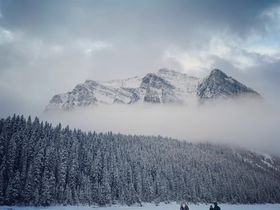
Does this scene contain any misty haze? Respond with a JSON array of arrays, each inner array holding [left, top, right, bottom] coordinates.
[[43, 94, 279, 155], [0, 0, 280, 209]]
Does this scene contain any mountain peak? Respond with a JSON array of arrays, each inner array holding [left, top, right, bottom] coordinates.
[[209, 69, 228, 78], [45, 68, 261, 111], [197, 69, 260, 101], [141, 73, 173, 89]]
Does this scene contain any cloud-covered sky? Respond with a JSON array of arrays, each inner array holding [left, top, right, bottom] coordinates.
[[0, 0, 280, 116]]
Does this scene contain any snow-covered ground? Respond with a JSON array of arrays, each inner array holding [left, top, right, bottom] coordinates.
[[1, 202, 280, 210]]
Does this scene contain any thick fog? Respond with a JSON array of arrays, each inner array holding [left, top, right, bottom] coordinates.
[[43, 98, 280, 155]]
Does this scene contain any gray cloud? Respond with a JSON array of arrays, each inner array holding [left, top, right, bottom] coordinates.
[[0, 0, 280, 154], [0, 0, 276, 39]]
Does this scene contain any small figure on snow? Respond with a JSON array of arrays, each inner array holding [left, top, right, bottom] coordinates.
[[180, 201, 189, 210], [209, 204, 214, 210], [213, 202, 221, 210]]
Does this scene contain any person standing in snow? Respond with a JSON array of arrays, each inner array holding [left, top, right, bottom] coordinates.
[[209, 204, 214, 210], [180, 202, 189, 210], [213, 202, 221, 210]]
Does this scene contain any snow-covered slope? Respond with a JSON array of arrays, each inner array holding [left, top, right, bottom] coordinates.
[[197, 69, 260, 101], [2, 203, 280, 210], [45, 68, 261, 111], [1, 115, 280, 206]]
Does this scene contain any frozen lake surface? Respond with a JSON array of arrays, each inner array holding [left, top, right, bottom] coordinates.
[[1, 202, 280, 210]]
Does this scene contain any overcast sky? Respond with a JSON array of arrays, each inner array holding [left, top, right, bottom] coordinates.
[[0, 0, 280, 116]]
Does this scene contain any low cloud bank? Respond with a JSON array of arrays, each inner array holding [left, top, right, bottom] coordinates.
[[42, 98, 280, 155]]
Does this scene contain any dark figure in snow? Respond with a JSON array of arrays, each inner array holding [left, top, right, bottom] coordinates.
[[213, 202, 221, 210], [209, 204, 214, 210], [180, 202, 189, 210]]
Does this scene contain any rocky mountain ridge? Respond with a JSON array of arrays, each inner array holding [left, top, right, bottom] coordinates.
[[45, 68, 261, 111]]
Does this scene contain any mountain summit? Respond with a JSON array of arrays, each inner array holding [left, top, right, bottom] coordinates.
[[197, 69, 260, 101], [45, 69, 261, 111]]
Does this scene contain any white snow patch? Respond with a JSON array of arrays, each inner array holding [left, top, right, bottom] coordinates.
[[1, 202, 280, 210]]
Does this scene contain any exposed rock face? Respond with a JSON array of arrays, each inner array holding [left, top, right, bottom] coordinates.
[[45, 68, 261, 111], [140, 73, 178, 104], [197, 69, 260, 101]]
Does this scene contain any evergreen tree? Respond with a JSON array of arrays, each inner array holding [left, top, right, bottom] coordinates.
[[5, 170, 21, 204], [0, 115, 280, 206]]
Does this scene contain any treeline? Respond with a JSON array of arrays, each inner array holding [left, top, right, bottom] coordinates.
[[0, 115, 280, 206]]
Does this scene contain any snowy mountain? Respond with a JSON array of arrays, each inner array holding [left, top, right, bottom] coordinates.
[[45, 69, 260, 111], [197, 69, 260, 101], [0, 115, 280, 206]]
